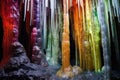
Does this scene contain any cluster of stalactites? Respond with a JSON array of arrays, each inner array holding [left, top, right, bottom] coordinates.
[[21, 0, 48, 66], [69, 0, 102, 72], [19, 0, 120, 79]]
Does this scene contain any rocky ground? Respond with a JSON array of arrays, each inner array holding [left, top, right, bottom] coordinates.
[[0, 42, 119, 80]]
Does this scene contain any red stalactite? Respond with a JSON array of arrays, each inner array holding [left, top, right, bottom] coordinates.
[[0, 0, 20, 68], [26, 11, 31, 35], [31, 27, 37, 48]]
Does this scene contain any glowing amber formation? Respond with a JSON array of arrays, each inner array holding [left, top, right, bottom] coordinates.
[[57, 0, 74, 78]]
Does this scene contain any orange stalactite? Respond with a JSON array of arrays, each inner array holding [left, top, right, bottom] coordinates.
[[62, 0, 71, 71], [72, 0, 94, 71], [57, 0, 82, 78], [57, 0, 74, 78], [62, 0, 70, 71], [62, 14, 71, 71], [78, 8, 85, 70], [73, 3, 85, 70]]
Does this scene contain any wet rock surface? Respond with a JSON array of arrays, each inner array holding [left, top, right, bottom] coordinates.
[[111, 70, 120, 80], [0, 42, 56, 79], [32, 45, 48, 67], [0, 42, 118, 80], [50, 71, 104, 80]]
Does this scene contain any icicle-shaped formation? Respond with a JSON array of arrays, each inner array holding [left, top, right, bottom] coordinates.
[[49, 0, 56, 65], [22, 0, 47, 66], [26, 0, 31, 35], [57, 0, 74, 78], [104, 0, 111, 62], [46, 0, 52, 64], [45, 0, 54, 64], [90, 0, 101, 72], [97, 0, 110, 80], [72, 0, 84, 69], [84, 0, 94, 70], [43, 0, 47, 50], [23, 0, 33, 34], [108, 0, 120, 65], [31, 0, 48, 66], [24, 0, 27, 21], [79, 0, 87, 70], [21, 0, 31, 60], [30, 0, 33, 26], [32, 0, 40, 29], [68, 0, 102, 72], [73, 0, 80, 66], [50, 0, 60, 66], [0, 0, 117, 79], [45, 0, 61, 66], [112, 0, 120, 22]]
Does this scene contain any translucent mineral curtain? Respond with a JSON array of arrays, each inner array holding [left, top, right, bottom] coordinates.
[[3, 0, 119, 80]]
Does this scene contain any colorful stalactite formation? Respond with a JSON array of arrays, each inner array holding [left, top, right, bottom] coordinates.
[[57, 0, 74, 78], [21, 0, 48, 66], [97, 1, 110, 80], [45, 0, 63, 66], [22, 0, 35, 60], [0, 0, 20, 67], [68, 0, 101, 72], [46, 0, 60, 65], [0, 0, 120, 80]]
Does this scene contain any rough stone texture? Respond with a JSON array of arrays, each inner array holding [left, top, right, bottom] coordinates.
[[32, 45, 48, 67], [31, 27, 48, 67], [0, 42, 54, 79], [50, 71, 104, 80], [0, 42, 110, 80], [111, 70, 120, 80]]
